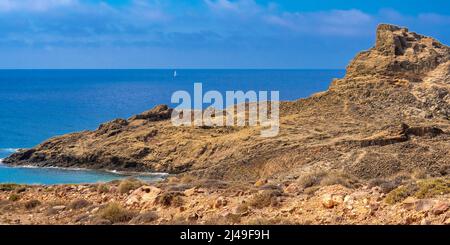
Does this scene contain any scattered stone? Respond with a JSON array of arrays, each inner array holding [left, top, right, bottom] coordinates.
[[322, 194, 336, 209], [184, 188, 197, 197], [254, 179, 268, 188], [432, 202, 449, 215], [52, 205, 66, 211], [415, 199, 436, 212], [126, 186, 162, 206], [283, 183, 301, 194], [214, 197, 228, 209]]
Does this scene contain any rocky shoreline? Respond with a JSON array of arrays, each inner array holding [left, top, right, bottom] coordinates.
[[1, 24, 449, 224]]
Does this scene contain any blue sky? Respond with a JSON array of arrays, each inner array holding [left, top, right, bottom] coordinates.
[[0, 0, 449, 69]]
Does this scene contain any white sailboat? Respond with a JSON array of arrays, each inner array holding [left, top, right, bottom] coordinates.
[[173, 70, 177, 77]]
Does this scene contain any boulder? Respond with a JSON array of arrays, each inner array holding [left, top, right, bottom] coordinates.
[[125, 186, 162, 207], [432, 202, 449, 215]]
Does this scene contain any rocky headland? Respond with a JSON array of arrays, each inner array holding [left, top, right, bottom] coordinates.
[[1, 24, 449, 224]]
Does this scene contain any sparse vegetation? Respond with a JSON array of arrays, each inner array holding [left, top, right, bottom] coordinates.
[[320, 171, 359, 189], [385, 184, 418, 204], [118, 178, 143, 194], [99, 203, 136, 223], [8, 194, 20, 202], [97, 184, 109, 194], [385, 178, 450, 204], [68, 198, 91, 210], [130, 211, 159, 224], [415, 178, 450, 198], [24, 200, 41, 210], [412, 169, 428, 180], [247, 190, 281, 209], [0, 184, 20, 191], [154, 191, 184, 207], [297, 170, 359, 190], [297, 171, 327, 189]]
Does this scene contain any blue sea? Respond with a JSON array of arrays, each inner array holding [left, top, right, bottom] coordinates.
[[0, 69, 344, 184]]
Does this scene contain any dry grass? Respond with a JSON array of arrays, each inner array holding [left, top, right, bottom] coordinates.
[[97, 184, 109, 194], [297, 171, 327, 189], [24, 200, 41, 210], [130, 211, 159, 224], [247, 190, 282, 209], [118, 178, 144, 194], [297, 170, 359, 190], [99, 203, 136, 223], [8, 194, 20, 202], [68, 198, 91, 210], [320, 171, 359, 188]]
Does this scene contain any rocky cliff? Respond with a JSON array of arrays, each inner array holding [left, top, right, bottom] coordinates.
[[4, 24, 450, 183]]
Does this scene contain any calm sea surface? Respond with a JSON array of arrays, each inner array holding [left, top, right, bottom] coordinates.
[[0, 69, 344, 184]]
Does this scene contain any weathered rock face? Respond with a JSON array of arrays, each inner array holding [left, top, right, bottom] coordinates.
[[128, 104, 173, 121], [4, 24, 450, 182], [345, 24, 450, 81]]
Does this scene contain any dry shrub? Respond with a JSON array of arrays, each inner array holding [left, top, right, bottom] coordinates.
[[297, 171, 327, 189], [154, 191, 184, 207], [320, 171, 359, 188], [24, 200, 41, 210], [412, 169, 428, 180], [245, 217, 284, 225], [0, 184, 20, 191], [118, 178, 144, 194], [247, 190, 282, 209], [130, 211, 159, 224], [8, 194, 20, 202], [68, 198, 91, 210], [97, 184, 109, 194], [369, 173, 412, 194], [99, 203, 136, 223], [298, 170, 359, 191]]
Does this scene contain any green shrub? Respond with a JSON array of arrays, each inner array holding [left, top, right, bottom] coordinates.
[[385, 178, 450, 204], [415, 178, 450, 199]]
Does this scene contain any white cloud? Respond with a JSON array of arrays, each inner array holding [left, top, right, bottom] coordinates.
[[265, 9, 374, 36], [0, 0, 76, 12], [204, 0, 262, 17]]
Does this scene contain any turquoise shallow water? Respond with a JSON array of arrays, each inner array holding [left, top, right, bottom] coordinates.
[[0, 69, 344, 184]]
